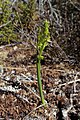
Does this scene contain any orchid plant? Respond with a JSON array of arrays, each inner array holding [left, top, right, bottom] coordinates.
[[37, 20, 50, 105]]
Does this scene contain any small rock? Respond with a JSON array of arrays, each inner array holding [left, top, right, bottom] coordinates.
[[13, 46, 18, 51]]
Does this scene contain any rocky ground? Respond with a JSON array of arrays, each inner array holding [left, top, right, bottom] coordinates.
[[0, 42, 80, 120]]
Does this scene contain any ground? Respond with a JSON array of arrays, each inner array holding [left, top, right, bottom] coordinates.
[[0, 42, 80, 120]]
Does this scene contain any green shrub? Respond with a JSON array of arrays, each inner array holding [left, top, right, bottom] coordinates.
[[0, 0, 17, 44], [0, 0, 37, 44]]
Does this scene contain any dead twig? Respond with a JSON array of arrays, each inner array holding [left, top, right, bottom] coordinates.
[[1, 65, 36, 71], [15, 94, 33, 105], [59, 79, 80, 87], [23, 85, 40, 99], [23, 103, 47, 120], [69, 0, 80, 11], [0, 86, 32, 105], [0, 21, 12, 29]]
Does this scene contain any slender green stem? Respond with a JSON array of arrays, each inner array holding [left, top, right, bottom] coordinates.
[[37, 56, 45, 104], [37, 20, 50, 105]]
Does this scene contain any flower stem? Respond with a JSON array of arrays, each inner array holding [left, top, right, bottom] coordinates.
[[37, 56, 45, 105]]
